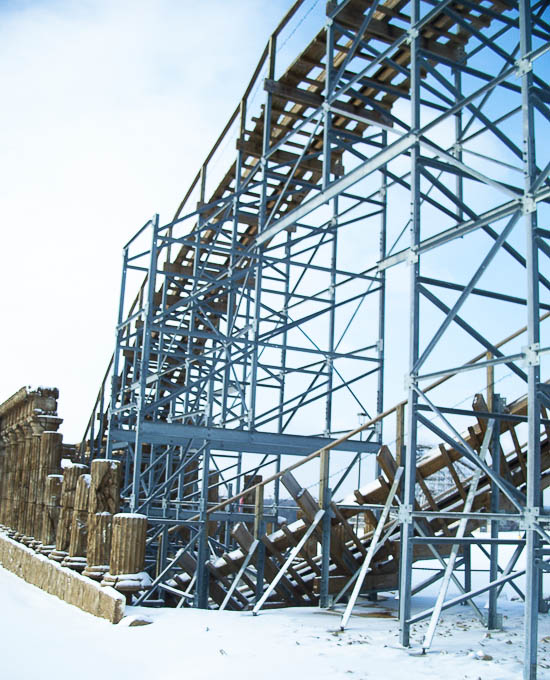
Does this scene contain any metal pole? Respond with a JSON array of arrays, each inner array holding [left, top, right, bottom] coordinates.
[[248, 35, 276, 429], [106, 245, 129, 460], [131, 215, 159, 512], [488, 395, 502, 630], [320, 447, 332, 607], [399, 0, 421, 648], [520, 1, 541, 676]]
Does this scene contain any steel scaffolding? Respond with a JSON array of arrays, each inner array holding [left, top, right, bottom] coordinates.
[[81, 2, 550, 678]]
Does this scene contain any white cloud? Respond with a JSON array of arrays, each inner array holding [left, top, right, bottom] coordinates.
[[0, 0, 290, 440]]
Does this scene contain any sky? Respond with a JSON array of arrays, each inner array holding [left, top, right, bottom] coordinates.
[[0, 0, 300, 441]]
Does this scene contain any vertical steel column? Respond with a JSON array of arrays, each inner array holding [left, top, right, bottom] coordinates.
[[106, 245, 130, 460], [319, 14, 335, 609], [319, 448, 332, 609], [376, 131, 388, 439], [399, 0, 421, 647], [274, 230, 292, 515], [97, 384, 105, 458], [196, 379, 214, 609], [222, 100, 246, 426], [463, 545, 472, 600], [453, 68, 464, 225], [325, 200, 338, 436], [488, 394, 501, 630], [323, 16, 334, 192], [248, 35, 276, 429], [323, 9, 337, 442], [195, 444, 211, 609], [183, 167, 206, 419], [520, 1, 541, 677], [131, 215, 160, 512], [254, 484, 266, 602]]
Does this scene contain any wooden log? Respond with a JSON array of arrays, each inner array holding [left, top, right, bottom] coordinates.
[[232, 522, 303, 606], [0, 433, 6, 526], [0, 430, 17, 528], [40, 431, 63, 477], [37, 474, 63, 555], [81, 459, 121, 580], [32, 432, 63, 548], [11, 425, 30, 537], [63, 474, 91, 570], [243, 475, 262, 508], [82, 512, 113, 580], [101, 513, 148, 595], [6, 429, 20, 530], [88, 459, 122, 515], [109, 513, 147, 575], [183, 458, 198, 499], [208, 472, 219, 538], [22, 429, 43, 543], [50, 464, 88, 562]]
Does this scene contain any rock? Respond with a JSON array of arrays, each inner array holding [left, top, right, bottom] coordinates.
[[119, 615, 153, 627], [475, 650, 493, 660]]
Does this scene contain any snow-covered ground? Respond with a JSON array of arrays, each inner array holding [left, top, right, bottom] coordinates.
[[2, 560, 550, 680]]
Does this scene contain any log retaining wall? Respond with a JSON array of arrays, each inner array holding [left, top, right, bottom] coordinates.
[[0, 387, 146, 623]]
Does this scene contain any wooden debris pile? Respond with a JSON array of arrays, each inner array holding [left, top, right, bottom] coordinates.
[[170, 390, 548, 611]]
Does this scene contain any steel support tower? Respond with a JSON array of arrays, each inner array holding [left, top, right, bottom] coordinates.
[[81, 2, 549, 677]]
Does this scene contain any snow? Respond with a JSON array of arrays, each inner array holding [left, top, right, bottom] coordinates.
[[2, 561, 550, 680]]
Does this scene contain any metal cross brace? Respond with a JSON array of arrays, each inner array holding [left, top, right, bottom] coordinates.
[[421, 419, 495, 652], [340, 467, 403, 630], [219, 538, 259, 611]]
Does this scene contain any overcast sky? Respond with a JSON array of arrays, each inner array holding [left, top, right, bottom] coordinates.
[[0, 0, 298, 441], [2, 0, 546, 453]]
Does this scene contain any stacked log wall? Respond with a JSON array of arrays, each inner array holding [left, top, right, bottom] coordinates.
[[0, 387, 144, 622]]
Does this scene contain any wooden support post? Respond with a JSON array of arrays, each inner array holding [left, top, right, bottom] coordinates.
[[0, 431, 16, 529], [37, 474, 63, 555], [22, 425, 44, 544], [395, 403, 405, 466], [102, 513, 148, 597], [12, 424, 30, 538], [82, 458, 121, 580], [88, 459, 122, 515], [63, 474, 91, 571], [0, 433, 6, 527], [50, 464, 88, 562], [33, 431, 63, 549], [254, 484, 264, 539], [243, 474, 262, 510], [83, 512, 114, 580], [208, 472, 219, 538]]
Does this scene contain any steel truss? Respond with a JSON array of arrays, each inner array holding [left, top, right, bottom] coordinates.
[[81, 2, 549, 678]]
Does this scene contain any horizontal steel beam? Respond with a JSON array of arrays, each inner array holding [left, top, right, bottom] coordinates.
[[111, 422, 379, 455], [412, 537, 525, 545]]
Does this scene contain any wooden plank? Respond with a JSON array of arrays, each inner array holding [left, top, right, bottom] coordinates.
[[232, 523, 302, 605], [260, 534, 314, 598], [236, 139, 344, 176], [280, 523, 321, 575]]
